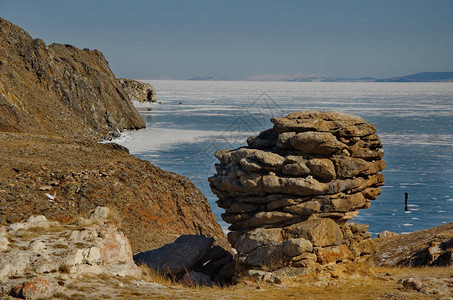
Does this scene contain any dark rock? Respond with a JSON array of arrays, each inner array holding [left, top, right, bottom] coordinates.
[[181, 271, 214, 287], [133, 235, 214, 274], [196, 254, 233, 278], [215, 260, 236, 284]]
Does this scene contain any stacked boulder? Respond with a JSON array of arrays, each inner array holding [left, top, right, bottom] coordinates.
[[209, 111, 385, 276]]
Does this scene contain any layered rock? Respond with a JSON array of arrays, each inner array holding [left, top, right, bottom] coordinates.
[[0, 17, 145, 139], [0, 207, 141, 298], [119, 78, 157, 102], [209, 111, 385, 276]]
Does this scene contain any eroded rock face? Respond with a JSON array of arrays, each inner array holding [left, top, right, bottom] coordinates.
[[0, 17, 145, 139], [119, 78, 157, 102], [209, 111, 385, 276]]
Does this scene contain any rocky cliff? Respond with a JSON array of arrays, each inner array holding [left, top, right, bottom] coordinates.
[[0, 17, 145, 139], [209, 111, 385, 277], [119, 78, 157, 102], [0, 18, 229, 253]]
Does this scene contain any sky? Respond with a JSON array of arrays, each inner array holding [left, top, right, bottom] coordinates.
[[1, 0, 453, 80]]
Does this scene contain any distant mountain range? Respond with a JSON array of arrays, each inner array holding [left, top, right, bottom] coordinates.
[[189, 72, 453, 82], [189, 76, 225, 81], [375, 72, 453, 82]]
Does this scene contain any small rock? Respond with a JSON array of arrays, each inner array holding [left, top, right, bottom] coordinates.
[[39, 185, 52, 191], [90, 206, 110, 221], [11, 277, 56, 299], [8, 222, 28, 231], [0, 235, 9, 251], [29, 240, 46, 252], [76, 217, 94, 227], [378, 230, 399, 238], [402, 277, 424, 291], [27, 215, 52, 229]]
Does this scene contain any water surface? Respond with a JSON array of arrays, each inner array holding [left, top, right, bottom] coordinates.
[[115, 81, 453, 235]]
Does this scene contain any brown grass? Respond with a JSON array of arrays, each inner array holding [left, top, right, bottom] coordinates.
[[35, 265, 453, 299], [105, 205, 123, 227], [59, 264, 71, 274]]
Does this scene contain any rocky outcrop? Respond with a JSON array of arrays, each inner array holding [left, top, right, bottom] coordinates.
[[119, 78, 156, 102], [0, 17, 145, 139], [0, 207, 141, 298], [134, 235, 234, 286], [209, 111, 385, 276], [375, 222, 453, 267]]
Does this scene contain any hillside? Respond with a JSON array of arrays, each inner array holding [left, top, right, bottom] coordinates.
[[0, 17, 230, 252], [0, 17, 144, 140]]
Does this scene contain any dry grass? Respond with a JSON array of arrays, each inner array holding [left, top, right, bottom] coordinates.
[[59, 264, 71, 274], [104, 205, 123, 227], [371, 265, 453, 279], [137, 264, 182, 286], [39, 265, 452, 299], [53, 243, 69, 249]]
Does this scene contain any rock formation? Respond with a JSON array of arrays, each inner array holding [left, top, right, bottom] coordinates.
[[119, 78, 157, 102], [209, 111, 385, 277], [0, 17, 145, 140], [0, 207, 141, 298]]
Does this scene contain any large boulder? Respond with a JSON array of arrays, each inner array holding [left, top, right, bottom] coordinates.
[[134, 235, 235, 284], [133, 235, 214, 274], [285, 218, 343, 247]]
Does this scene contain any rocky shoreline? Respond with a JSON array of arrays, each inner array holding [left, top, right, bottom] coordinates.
[[0, 17, 452, 299]]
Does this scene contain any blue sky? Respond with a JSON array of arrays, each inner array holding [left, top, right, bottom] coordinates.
[[2, 0, 453, 80]]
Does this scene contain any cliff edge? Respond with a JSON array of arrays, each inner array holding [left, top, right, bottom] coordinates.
[[0, 17, 145, 139]]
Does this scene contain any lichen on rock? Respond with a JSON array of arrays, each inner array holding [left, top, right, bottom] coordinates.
[[209, 110, 385, 277]]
